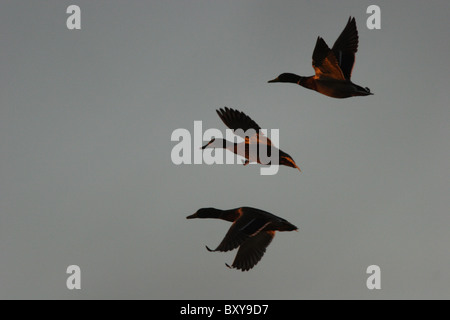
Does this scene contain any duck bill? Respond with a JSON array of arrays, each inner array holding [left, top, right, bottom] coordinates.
[[267, 77, 278, 83], [201, 138, 215, 150], [186, 213, 197, 219]]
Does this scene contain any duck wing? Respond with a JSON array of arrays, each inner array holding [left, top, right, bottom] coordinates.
[[227, 231, 275, 271], [331, 17, 359, 80], [312, 37, 346, 81], [207, 214, 271, 253], [216, 107, 271, 146]]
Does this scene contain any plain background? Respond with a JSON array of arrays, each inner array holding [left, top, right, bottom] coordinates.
[[0, 1, 449, 299]]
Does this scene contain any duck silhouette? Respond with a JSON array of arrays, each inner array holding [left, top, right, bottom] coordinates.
[[187, 207, 298, 271], [268, 17, 373, 98], [202, 107, 301, 171]]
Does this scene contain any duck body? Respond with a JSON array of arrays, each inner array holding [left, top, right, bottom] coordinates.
[[202, 138, 270, 165], [202, 107, 301, 171], [268, 17, 373, 99], [187, 207, 298, 271], [299, 76, 372, 99], [203, 137, 299, 169]]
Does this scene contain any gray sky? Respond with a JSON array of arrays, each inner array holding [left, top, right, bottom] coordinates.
[[0, 0, 449, 299]]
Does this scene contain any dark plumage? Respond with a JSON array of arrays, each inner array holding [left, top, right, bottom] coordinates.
[[187, 207, 298, 271], [268, 17, 373, 98], [202, 107, 301, 171]]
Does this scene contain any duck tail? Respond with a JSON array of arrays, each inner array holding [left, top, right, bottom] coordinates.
[[365, 87, 374, 95]]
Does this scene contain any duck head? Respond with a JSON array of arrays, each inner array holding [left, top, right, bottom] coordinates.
[[186, 207, 222, 219], [268, 73, 302, 84], [201, 138, 228, 149]]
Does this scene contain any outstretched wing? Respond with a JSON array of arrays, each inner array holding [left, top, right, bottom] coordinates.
[[216, 107, 270, 144], [227, 231, 275, 271], [312, 37, 346, 81], [331, 17, 359, 80], [207, 214, 271, 253]]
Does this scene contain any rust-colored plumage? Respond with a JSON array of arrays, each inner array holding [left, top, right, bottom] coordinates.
[[268, 17, 373, 98], [202, 107, 301, 172]]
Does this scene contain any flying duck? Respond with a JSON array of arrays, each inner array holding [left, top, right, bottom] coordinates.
[[202, 107, 301, 171], [268, 17, 373, 98], [187, 207, 298, 271]]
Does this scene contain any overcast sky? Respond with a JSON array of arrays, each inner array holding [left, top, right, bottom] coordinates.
[[1, 1, 449, 299]]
